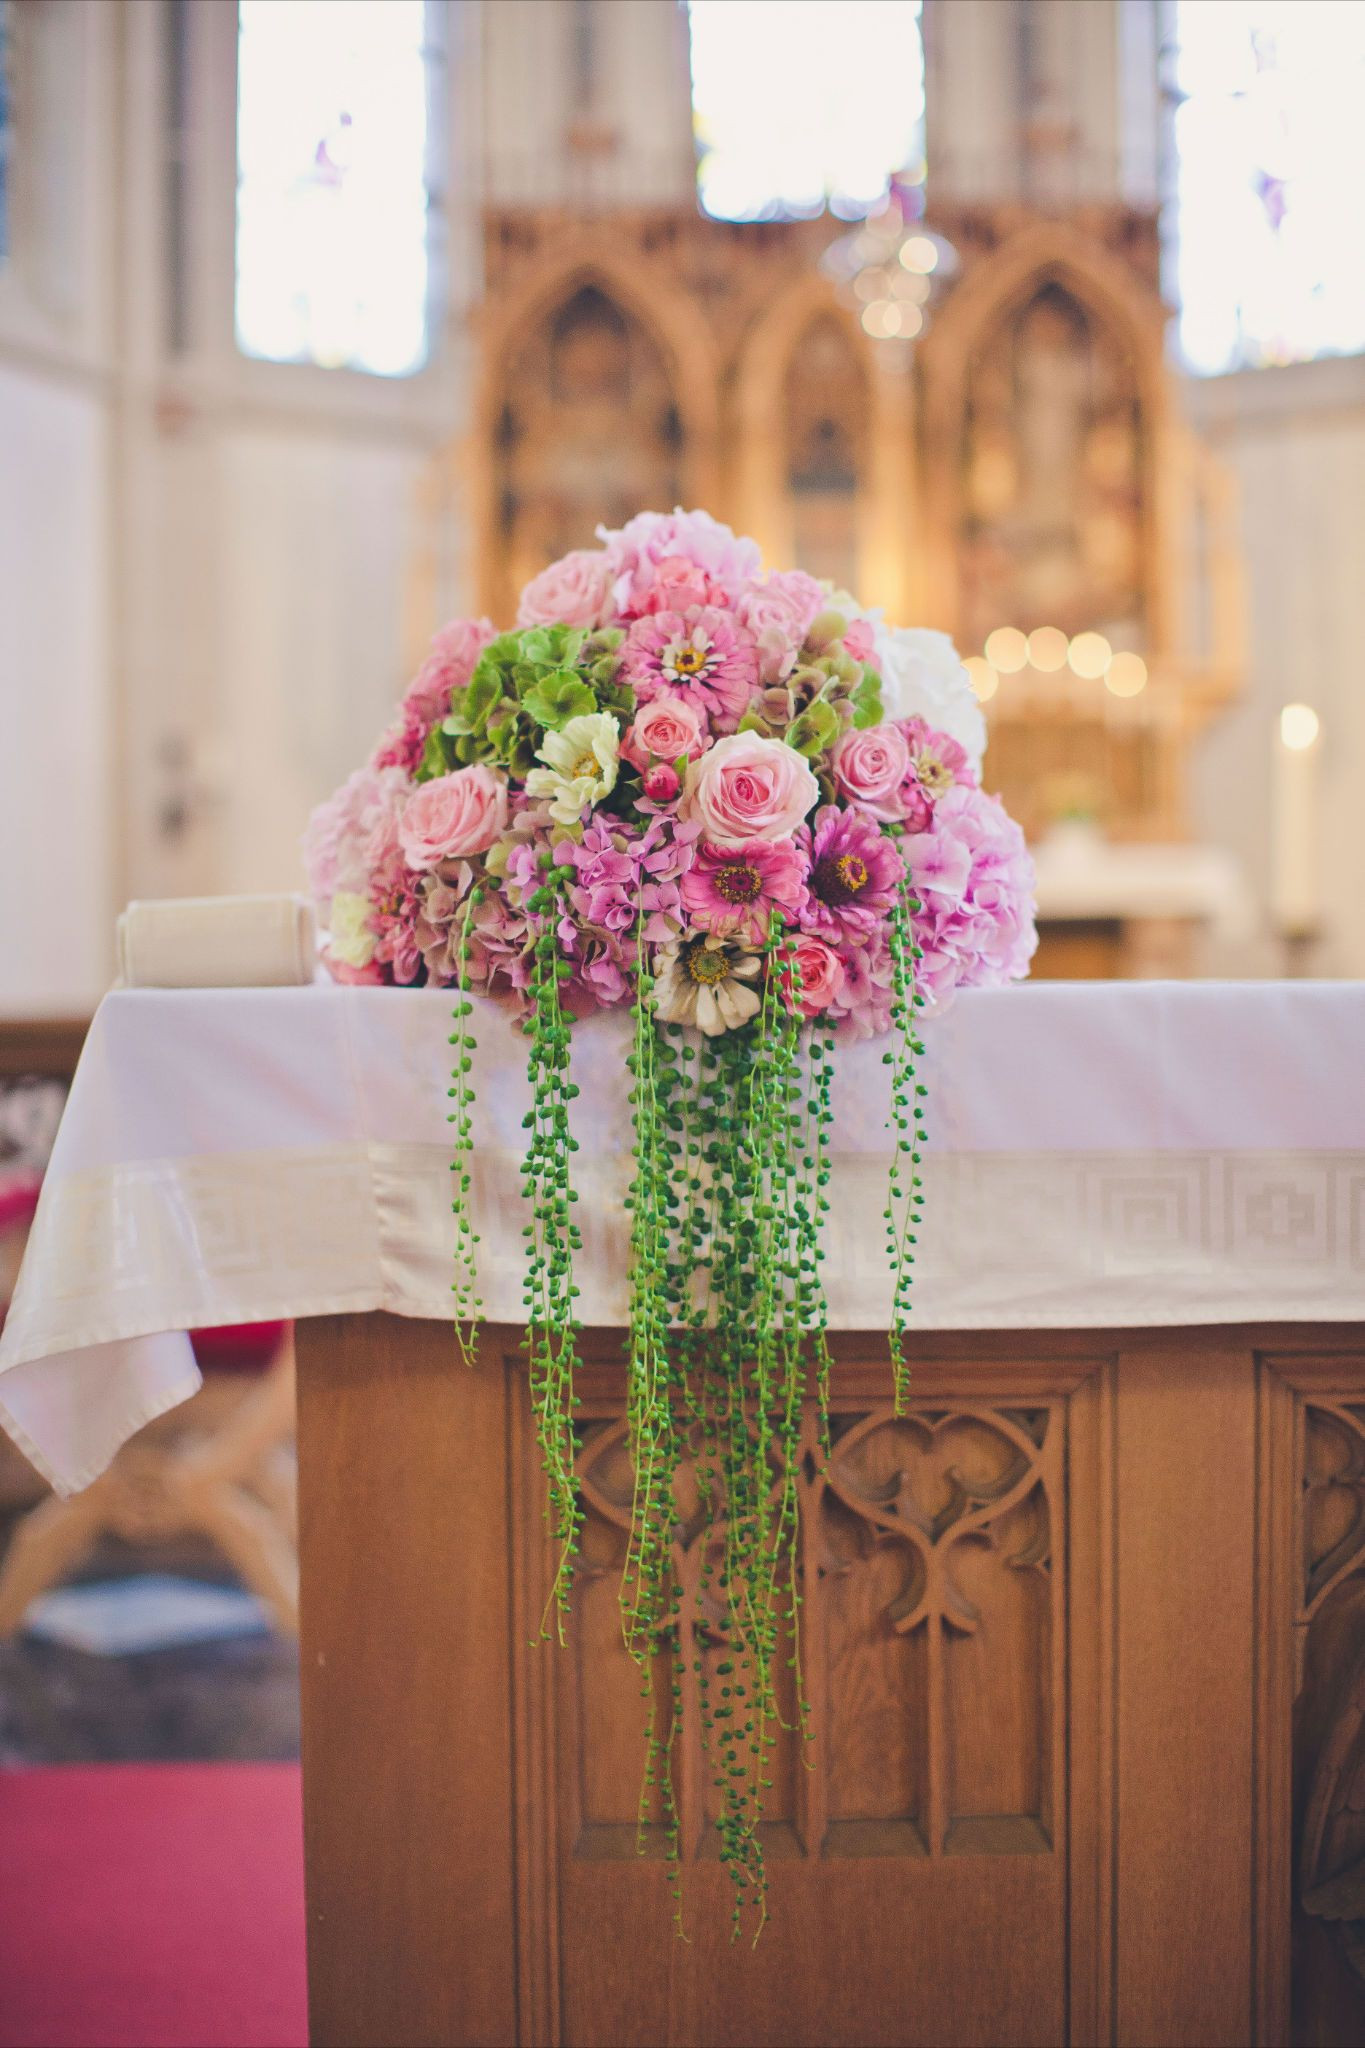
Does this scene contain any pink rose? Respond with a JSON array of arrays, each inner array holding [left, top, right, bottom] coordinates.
[[621, 693, 709, 773], [643, 762, 681, 803], [832, 725, 911, 823], [780, 933, 845, 1017], [680, 732, 819, 848], [398, 763, 508, 870], [516, 550, 614, 630]]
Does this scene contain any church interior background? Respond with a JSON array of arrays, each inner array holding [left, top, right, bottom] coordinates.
[[0, 8, 1364, 2040], [3, 0, 1365, 1013]]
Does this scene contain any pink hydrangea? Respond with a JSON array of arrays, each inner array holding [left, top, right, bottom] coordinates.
[[303, 763, 411, 915], [597, 509, 762, 620], [680, 837, 807, 945], [621, 607, 760, 732], [372, 617, 496, 771], [828, 933, 894, 1042], [798, 805, 904, 942], [556, 815, 700, 950], [905, 785, 1037, 1009]]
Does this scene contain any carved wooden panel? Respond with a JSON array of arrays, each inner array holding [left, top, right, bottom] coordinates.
[[1292, 1392, 1365, 2042], [509, 1350, 1105, 2048], [782, 314, 870, 595], [486, 279, 685, 623]]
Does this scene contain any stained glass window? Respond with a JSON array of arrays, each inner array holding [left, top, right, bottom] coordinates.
[[234, 0, 434, 377], [687, 0, 924, 223], [1170, 0, 1365, 375]]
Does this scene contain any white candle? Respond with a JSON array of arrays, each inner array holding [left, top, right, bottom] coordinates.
[[1272, 704, 1321, 935]]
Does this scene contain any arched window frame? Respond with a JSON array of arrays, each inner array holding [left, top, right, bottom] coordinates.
[[167, 0, 465, 432], [1161, 0, 1365, 387]]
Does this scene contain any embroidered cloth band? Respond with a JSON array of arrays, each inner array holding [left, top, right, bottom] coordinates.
[[2, 982, 1362, 1493]]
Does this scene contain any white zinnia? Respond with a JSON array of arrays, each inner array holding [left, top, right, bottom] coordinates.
[[652, 934, 761, 1037], [524, 712, 620, 825], [329, 890, 377, 968], [872, 626, 987, 772]]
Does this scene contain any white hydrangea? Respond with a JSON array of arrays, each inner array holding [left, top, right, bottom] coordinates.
[[872, 626, 987, 772]]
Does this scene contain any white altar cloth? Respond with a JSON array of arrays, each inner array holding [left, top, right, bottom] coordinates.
[[2, 982, 1363, 1494]]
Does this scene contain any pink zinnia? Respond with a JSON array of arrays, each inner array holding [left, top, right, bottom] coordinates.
[[680, 837, 806, 944], [621, 607, 760, 732], [798, 805, 904, 941]]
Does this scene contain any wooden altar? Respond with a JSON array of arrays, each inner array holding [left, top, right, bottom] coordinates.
[[296, 1314, 1365, 2048]]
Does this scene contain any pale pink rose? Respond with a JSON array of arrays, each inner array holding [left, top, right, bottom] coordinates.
[[681, 732, 819, 848], [516, 550, 615, 630], [737, 571, 826, 682], [643, 762, 681, 803], [780, 933, 845, 1018], [398, 763, 508, 871], [832, 724, 911, 823], [842, 617, 878, 666], [620, 693, 710, 773]]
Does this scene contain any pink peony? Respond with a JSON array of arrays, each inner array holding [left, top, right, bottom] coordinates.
[[620, 693, 710, 773], [779, 933, 845, 1018], [598, 508, 762, 620], [398, 763, 508, 871], [681, 837, 807, 944], [737, 571, 826, 683], [681, 732, 819, 848], [831, 724, 912, 824], [799, 805, 904, 941], [621, 607, 760, 732], [517, 549, 615, 630]]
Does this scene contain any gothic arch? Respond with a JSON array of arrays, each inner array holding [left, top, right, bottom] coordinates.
[[733, 274, 914, 617], [916, 220, 1171, 650], [470, 234, 722, 619]]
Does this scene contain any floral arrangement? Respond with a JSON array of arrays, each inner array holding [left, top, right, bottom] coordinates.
[[305, 509, 1035, 1933]]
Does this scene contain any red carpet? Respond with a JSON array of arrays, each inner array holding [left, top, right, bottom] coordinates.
[[0, 1764, 307, 2048]]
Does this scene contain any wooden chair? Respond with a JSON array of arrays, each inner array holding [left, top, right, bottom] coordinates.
[[0, 1019, 299, 1637]]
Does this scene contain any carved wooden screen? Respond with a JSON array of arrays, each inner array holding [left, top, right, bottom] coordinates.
[[487, 281, 685, 624], [509, 1346, 1112, 2048], [1261, 1368, 1365, 2045], [956, 277, 1146, 655], [782, 313, 870, 596]]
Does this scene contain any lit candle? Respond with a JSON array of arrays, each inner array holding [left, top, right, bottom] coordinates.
[[1272, 704, 1321, 935]]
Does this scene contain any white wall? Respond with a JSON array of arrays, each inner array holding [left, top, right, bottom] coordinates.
[[1186, 357, 1365, 975], [0, 365, 112, 1007], [0, 0, 118, 1011]]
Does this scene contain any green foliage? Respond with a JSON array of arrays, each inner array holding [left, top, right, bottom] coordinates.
[[451, 847, 925, 1942], [851, 664, 884, 730]]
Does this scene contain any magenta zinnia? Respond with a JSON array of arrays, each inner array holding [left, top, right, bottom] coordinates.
[[799, 804, 904, 941], [680, 835, 807, 943], [620, 605, 759, 732]]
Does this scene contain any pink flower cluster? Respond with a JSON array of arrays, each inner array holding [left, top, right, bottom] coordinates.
[[304, 509, 1036, 1030]]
